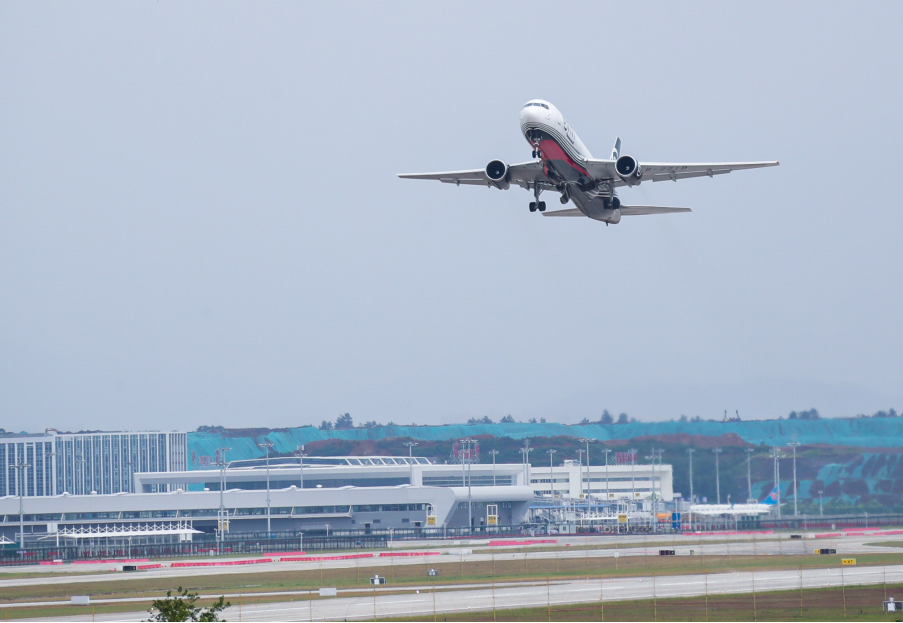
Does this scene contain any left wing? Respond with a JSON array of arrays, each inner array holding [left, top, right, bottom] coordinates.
[[398, 161, 551, 189], [584, 159, 779, 187]]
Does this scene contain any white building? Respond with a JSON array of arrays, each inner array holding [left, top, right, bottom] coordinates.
[[0, 456, 534, 542], [529, 460, 674, 502], [0, 430, 187, 497]]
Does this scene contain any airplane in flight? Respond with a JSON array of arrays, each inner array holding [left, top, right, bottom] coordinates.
[[398, 99, 778, 224]]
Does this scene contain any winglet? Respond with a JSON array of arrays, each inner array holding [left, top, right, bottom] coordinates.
[[611, 137, 621, 160]]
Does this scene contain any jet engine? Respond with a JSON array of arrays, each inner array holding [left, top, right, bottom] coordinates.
[[615, 155, 643, 186], [485, 160, 510, 190]]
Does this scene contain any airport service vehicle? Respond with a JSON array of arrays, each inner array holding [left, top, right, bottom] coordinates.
[[399, 99, 778, 224]]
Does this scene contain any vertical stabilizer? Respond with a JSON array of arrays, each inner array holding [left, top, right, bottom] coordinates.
[[761, 484, 781, 505], [611, 137, 621, 161]]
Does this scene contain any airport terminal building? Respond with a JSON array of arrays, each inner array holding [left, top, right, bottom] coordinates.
[[0, 456, 534, 544], [0, 440, 677, 544], [530, 460, 674, 502]]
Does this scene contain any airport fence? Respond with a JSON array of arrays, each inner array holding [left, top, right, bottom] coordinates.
[[0, 533, 390, 566], [3, 513, 901, 565], [0, 524, 531, 565]]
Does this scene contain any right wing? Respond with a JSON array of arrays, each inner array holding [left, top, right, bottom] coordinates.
[[398, 161, 551, 189], [584, 159, 779, 187], [635, 161, 779, 185]]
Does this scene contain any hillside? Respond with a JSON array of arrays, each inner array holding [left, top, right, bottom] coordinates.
[[188, 418, 903, 513]]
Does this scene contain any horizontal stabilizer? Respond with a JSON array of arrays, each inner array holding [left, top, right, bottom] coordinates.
[[620, 205, 691, 216], [542, 206, 691, 218], [541, 208, 584, 217]]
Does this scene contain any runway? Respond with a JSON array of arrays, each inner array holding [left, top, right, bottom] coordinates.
[[18, 563, 903, 621], [0, 531, 885, 590]]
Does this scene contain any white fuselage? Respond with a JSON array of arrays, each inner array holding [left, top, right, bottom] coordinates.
[[519, 99, 621, 222]]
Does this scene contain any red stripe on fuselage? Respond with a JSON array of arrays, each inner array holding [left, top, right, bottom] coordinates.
[[537, 138, 589, 178]]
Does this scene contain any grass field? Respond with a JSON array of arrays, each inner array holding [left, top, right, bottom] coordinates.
[[0, 552, 901, 620], [381, 583, 903, 622], [1, 552, 900, 604]]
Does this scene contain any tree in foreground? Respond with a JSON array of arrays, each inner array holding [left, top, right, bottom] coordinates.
[[147, 587, 230, 622]]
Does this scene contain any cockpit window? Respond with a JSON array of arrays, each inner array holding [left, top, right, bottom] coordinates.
[[540, 103, 549, 109]]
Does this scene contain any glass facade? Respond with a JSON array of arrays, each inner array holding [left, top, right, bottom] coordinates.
[[0, 431, 187, 497], [0, 439, 54, 497]]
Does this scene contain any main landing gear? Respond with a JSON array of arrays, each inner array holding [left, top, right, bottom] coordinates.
[[529, 182, 545, 212]]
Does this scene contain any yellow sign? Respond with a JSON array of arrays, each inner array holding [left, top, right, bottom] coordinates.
[[842, 558, 856, 565], [426, 516, 437, 526], [618, 514, 628, 523], [487, 515, 498, 525]]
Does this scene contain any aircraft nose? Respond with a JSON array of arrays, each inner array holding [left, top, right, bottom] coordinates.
[[520, 108, 542, 131]]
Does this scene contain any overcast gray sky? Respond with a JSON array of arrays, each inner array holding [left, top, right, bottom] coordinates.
[[1, 3, 901, 432]]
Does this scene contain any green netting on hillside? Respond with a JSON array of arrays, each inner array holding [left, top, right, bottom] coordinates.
[[186, 418, 903, 468]]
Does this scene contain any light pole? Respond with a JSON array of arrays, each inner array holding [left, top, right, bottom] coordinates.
[[489, 449, 499, 486], [788, 441, 800, 517], [258, 441, 274, 534], [655, 449, 663, 527], [656, 449, 664, 502], [818, 489, 824, 516], [712, 448, 722, 504], [744, 448, 754, 502], [776, 449, 782, 518], [646, 450, 658, 532], [520, 440, 531, 487], [603, 448, 612, 503], [12, 460, 30, 550], [579, 438, 593, 512], [657, 448, 664, 507], [460, 438, 477, 533], [771, 445, 783, 518], [687, 448, 695, 503], [216, 447, 231, 555], [576, 449, 585, 500], [404, 442, 419, 485], [630, 448, 637, 501], [546, 449, 556, 497]]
